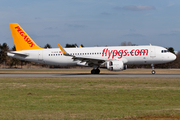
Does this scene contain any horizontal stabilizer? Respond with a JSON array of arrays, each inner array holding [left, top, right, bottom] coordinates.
[[8, 51, 29, 57]]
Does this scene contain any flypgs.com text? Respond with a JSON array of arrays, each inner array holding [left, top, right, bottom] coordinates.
[[15, 26, 35, 47], [102, 48, 149, 59]]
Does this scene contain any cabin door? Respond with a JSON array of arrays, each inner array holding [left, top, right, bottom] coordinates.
[[150, 47, 156, 58], [38, 51, 43, 61]]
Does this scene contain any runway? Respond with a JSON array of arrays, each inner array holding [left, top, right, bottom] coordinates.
[[1, 73, 180, 78]]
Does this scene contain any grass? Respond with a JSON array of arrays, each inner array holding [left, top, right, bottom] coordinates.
[[0, 77, 180, 119]]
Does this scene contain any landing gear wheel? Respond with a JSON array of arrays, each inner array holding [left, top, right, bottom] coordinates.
[[152, 70, 156, 74], [91, 69, 100, 74], [95, 69, 100, 74], [91, 69, 96, 74]]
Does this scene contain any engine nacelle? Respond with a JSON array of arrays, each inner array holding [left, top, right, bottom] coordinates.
[[107, 61, 127, 71]]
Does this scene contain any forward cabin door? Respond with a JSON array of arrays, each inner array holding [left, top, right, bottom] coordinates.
[[150, 47, 156, 58], [38, 50, 43, 61]]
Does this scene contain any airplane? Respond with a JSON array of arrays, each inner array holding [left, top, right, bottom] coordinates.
[[7, 23, 176, 74]]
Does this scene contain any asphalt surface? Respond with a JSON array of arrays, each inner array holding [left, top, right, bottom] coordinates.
[[0, 73, 180, 78]]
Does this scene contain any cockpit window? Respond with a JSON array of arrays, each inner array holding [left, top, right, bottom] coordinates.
[[161, 50, 169, 53]]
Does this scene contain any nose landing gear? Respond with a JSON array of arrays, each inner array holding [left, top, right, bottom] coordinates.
[[151, 64, 156, 74]]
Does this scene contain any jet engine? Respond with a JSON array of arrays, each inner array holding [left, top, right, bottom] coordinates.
[[107, 61, 127, 71]]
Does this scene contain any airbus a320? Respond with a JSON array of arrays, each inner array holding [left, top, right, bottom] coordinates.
[[7, 23, 176, 74]]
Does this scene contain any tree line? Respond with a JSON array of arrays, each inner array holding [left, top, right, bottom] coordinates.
[[0, 42, 179, 69]]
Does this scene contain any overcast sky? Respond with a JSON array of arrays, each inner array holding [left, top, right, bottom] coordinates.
[[1, 0, 180, 50]]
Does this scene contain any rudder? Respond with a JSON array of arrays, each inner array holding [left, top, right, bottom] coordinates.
[[9, 23, 43, 51]]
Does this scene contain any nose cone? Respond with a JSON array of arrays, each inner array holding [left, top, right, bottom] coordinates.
[[170, 53, 176, 61]]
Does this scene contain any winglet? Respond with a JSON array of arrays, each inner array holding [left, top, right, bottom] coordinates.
[[57, 43, 69, 55]]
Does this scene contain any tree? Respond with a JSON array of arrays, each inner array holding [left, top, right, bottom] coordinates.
[[65, 44, 84, 48], [80, 44, 84, 47], [120, 42, 136, 46], [9, 45, 21, 68], [12, 45, 16, 51], [0, 43, 9, 67], [65, 44, 78, 48], [168, 47, 175, 54], [44, 44, 52, 49], [0, 43, 9, 63]]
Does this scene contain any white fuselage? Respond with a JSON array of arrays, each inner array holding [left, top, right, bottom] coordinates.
[[7, 45, 176, 67]]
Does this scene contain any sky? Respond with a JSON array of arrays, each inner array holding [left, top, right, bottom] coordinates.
[[1, 0, 180, 51]]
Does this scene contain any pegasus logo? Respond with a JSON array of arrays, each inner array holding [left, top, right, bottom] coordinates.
[[15, 26, 35, 47]]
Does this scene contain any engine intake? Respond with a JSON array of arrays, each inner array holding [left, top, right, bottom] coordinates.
[[107, 61, 127, 71]]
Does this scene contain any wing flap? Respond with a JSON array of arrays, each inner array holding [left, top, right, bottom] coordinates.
[[72, 56, 105, 62]]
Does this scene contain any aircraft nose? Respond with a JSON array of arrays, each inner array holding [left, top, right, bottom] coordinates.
[[171, 53, 176, 61]]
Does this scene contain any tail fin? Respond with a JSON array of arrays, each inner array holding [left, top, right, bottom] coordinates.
[[9, 23, 43, 51]]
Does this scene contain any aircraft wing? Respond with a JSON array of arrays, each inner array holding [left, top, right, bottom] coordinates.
[[57, 43, 128, 66], [72, 56, 107, 66], [57, 43, 109, 66], [72, 56, 106, 62]]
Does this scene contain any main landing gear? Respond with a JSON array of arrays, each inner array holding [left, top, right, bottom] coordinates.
[[91, 68, 100, 74], [151, 64, 156, 74]]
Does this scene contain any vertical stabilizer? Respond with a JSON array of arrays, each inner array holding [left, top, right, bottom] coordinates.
[[9, 23, 43, 51]]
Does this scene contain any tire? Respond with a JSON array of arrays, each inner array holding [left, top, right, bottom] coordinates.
[[152, 70, 156, 74], [91, 69, 96, 74], [95, 69, 100, 74], [91, 69, 100, 74]]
